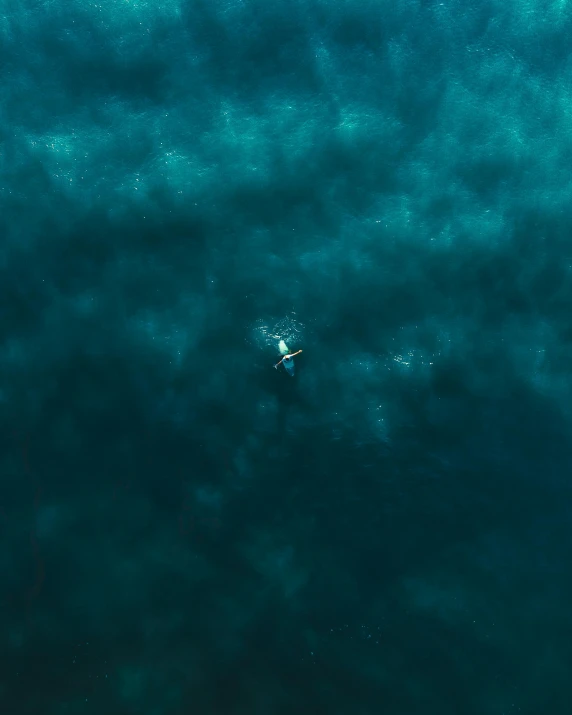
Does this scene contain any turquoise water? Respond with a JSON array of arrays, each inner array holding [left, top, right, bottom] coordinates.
[[2, 0, 572, 713]]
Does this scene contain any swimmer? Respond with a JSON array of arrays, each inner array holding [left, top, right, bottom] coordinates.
[[274, 349, 303, 376]]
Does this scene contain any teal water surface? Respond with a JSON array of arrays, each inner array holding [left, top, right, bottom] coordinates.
[[1, 0, 572, 713]]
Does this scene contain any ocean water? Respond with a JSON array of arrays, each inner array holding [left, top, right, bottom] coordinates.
[[1, 0, 572, 712]]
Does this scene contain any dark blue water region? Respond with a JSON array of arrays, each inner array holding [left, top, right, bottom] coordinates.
[[1, 0, 572, 713]]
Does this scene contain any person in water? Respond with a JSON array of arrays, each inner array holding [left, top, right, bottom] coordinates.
[[274, 349, 303, 375]]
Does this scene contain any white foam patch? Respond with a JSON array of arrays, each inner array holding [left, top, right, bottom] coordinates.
[[250, 314, 305, 354]]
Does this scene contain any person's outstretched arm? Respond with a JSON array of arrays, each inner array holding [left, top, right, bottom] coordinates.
[[291, 350, 303, 357], [274, 358, 284, 369]]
